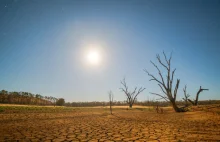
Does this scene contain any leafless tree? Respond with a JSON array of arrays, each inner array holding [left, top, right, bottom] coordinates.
[[120, 78, 145, 108], [188, 86, 209, 106], [183, 85, 190, 107], [108, 91, 114, 115], [144, 52, 186, 112]]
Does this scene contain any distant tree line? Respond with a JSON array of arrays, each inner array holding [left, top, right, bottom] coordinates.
[[64, 100, 220, 107], [1, 88, 218, 108], [65, 101, 128, 107], [0, 90, 64, 106]]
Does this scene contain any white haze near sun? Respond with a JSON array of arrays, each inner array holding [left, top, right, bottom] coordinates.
[[86, 49, 101, 66], [78, 42, 106, 69]]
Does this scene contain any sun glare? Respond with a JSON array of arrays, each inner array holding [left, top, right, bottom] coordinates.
[[87, 50, 100, 65]]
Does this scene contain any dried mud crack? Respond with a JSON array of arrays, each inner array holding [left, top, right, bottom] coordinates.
[[0, 108, 220, 142]]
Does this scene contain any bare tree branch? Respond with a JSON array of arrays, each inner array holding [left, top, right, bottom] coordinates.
[[183, 85, 190, 106], [170, 68, 176, 91], [188, 99, 195, 105], [149, 61, 166, 88], [173, 79, 180, 101], [150, 92, 169, 102], [143, 69, 166, 90], [168, 51, 172, 64], [156, 54, 169, 70], [158, 84, 166, 94], [131, 87, 137, 96], [132, 87, 145, 104], [144, 70, 162, 83], [163, 51, 170, 65]]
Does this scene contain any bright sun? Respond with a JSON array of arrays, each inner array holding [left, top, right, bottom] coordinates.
[[86, 50, 100, 65]]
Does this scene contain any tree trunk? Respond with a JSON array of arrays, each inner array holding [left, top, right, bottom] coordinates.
[[171, 100, 185, 112], [194, 86, 209, 106], [195, 93, 200, 105], [129, 103, 132, 108], [110, 104, 112, 114]]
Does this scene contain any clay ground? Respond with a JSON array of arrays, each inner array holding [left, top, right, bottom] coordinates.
[[0, 105, 219, 142]]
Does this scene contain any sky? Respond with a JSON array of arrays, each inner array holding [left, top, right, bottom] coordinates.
[[0, 0, 219, 102]]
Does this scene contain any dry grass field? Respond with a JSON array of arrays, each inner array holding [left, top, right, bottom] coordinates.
[[0, 105, 219, 142]]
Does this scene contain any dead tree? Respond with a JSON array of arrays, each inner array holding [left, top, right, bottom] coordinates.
[[144, 52, 185, 112], [182, 85, 190, 107], [108, 91, 114, 115], [188, 86, 209, 106], [120, 78, 145, 108], [155, 105, 164, 114]]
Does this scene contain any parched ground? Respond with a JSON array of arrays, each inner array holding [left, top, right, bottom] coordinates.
[[0, 105, 219, 142]]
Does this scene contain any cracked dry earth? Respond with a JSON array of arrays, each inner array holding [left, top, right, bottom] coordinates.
[[0, 108, 220, 142]]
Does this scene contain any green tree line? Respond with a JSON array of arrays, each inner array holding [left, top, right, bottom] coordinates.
[[0, 90, 57, 106]]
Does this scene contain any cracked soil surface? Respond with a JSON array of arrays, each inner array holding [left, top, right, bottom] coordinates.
[[0, 106, 219, 142]]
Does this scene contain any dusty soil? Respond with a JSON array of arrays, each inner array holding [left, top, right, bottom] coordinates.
[[0, 106, 219, 142]]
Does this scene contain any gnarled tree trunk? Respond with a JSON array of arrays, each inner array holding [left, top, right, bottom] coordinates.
[[188, 86, 209, 106]]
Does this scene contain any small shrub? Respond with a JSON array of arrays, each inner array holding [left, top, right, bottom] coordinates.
[[0, 107, 4, 112]]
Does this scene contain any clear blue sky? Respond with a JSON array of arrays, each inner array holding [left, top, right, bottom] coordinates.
[[0, 0, 219, 102]]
